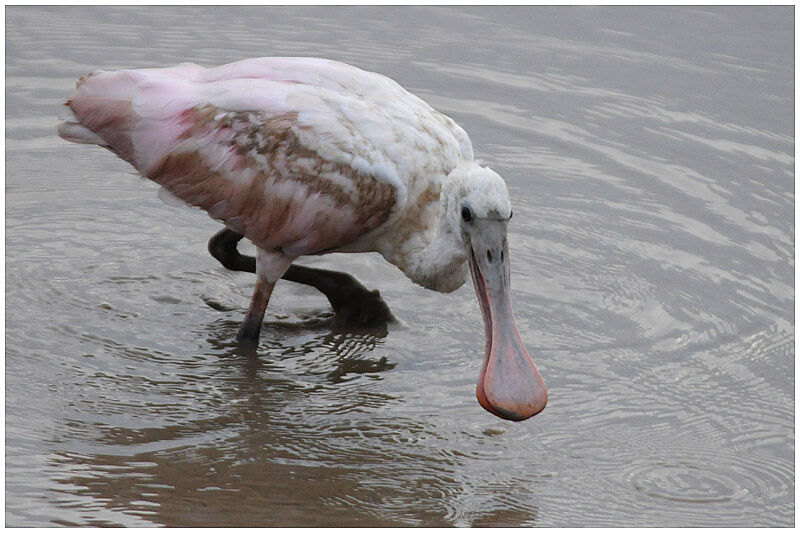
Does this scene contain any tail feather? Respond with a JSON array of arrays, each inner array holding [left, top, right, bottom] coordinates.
[[57, 119, 108, 146], [58, 69, 141, 164], [57, 67, 206, 171]]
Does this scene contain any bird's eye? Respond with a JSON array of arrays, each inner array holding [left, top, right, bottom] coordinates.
[[509, 210, 513, 220], [461, 206, 473, 223]]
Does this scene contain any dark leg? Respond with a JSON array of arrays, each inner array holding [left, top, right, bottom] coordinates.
[[208, 227, 256, 273], [208, 229, 394, 327]]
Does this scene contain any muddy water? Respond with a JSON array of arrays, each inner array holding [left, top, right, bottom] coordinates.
[[6, 6, 793, 527]]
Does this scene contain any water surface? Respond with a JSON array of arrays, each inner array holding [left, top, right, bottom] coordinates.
[[6, 6, 794, 527]]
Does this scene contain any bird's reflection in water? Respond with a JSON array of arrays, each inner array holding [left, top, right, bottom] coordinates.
[[45, 313, 539, 526], [204, 307, 395, 383]]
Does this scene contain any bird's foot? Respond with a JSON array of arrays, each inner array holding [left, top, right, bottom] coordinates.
[[329, 285, 395, 328], [282, 266, 395, 328]]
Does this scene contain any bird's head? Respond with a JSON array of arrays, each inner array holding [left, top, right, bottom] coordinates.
[[446, 162, 547, 421]]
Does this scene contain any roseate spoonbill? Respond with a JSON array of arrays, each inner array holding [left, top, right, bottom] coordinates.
[[57, 57, 547, 420]]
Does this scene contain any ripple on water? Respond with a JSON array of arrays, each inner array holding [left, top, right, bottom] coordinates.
[[616, 441, 794, 527], [625, 461, 749, 504], [539, 318, 793, 527]]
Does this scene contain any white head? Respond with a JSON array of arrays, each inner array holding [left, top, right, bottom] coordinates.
[[443, 161, 511, 232], [444, 161, 547, 421]]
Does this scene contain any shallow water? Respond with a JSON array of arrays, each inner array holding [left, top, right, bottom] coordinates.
[[5, 5, 794, 527]]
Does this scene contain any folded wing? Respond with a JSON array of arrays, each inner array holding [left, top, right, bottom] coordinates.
[[59, 58, 453, 256]]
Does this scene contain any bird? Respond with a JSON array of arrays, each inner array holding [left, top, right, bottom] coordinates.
[[57, 56, 547, 421]]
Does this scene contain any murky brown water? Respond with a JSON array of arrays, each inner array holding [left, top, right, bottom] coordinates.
[[6, 6, 794, 527]]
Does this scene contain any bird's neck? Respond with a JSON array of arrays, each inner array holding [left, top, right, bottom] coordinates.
[[384, 174, 469, 293], [410, 218, 469, 293]]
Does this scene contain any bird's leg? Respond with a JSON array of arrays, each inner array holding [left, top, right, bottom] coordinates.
[[237, 248, 292, 341], [208, 228, 394, 327], [237, 276, 275, 341]]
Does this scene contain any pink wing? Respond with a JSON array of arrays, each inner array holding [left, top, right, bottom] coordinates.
[[59, 58, 406, 257]]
